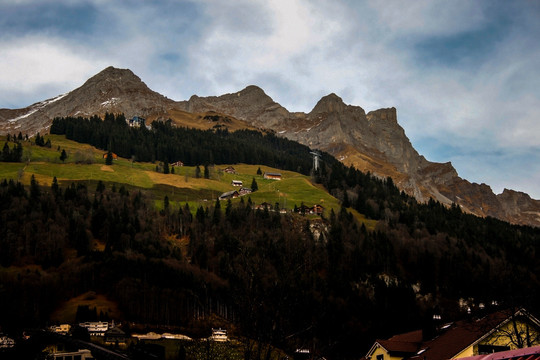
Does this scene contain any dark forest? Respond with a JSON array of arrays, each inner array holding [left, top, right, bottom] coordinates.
[[0, 115, 539, 359]]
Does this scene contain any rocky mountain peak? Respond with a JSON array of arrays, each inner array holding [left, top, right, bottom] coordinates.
[[235, 85, 275, 107], [311, 93, 348, 114], [80, 66, 150, 94], [0, 66, 174, 135], [367, 107, 397, 124]]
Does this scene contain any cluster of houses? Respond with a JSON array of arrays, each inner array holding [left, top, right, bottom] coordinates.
[[50, 321, 126, 345], [219, 166, 254, 200], [217, 167, 326, 217], [0, 334, 15, 349], [48, 321, 228, 344], [219, 166, 284, 202], [41, 321, 229, 359], [294, 204, 324, 216]]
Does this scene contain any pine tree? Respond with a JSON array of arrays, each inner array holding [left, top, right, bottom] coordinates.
[[105, 151, 113, 165], [163, 195, 170, 211], [51, 176, 59, 196], [164, 162, 170, 174], [30, 175, 40, 199], [96, 180, 105, 193], [195, 165, 201, 178], [2, 143, 10, 162], [251, 177, 258, 192], [14, 142, 22, 162], [204, 164, 210, 179], [213, 198, 221, 224], [257, 167, 262, 175], [60, 149, 67, 162]]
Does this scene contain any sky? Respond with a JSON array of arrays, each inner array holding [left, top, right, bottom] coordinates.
[[1, 0, 539, 199]]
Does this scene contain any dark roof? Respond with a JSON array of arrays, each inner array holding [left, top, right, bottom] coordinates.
[[369, 310, 540, 360], [388, 329, 423, 343], [105, 327, 126, 336], [378, 339, 420, 354], [219, 190, 238, 199]]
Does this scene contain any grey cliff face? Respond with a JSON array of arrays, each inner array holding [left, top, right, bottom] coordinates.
[[182, 83, 540, 227]]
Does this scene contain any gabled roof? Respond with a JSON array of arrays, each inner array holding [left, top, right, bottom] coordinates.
[[367, 309, 540, 360], [378, 339, 420, 354], [366, 331, 423, 358]]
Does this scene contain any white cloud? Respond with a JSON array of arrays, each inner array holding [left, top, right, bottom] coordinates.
[[0, 35, 108, 106], [366, 0, 486, 38]]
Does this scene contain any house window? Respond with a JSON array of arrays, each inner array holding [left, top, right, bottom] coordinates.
[[377, 354, 384, 360], [478, 344, 510, 354]]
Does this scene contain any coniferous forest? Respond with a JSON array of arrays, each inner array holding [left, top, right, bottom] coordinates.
[[50, 114, 315, 173], [0, 114, 539, 359]]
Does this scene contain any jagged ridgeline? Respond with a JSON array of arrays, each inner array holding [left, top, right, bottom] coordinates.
[[50, 113, 336, 172]]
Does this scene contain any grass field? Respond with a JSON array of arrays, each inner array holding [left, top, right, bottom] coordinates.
[[0, 134, 376, 227]]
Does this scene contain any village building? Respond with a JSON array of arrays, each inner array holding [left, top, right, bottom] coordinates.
[[223, 166, 237, 174], [254, 202, 273, 211], [132, 332, 162, 340], [128, 116, 146, 128], [365, 309, 540, 360], [49, 324, 71, 335], [171, 160, 184, 167], [161, 333, 193, 340], [219, 190, 239, 200], [263, 172, 282, 180], [210, 328, 228, 342], [104, 326, 127, 345], [293, 204, 324, 216], [231, 180, 243, 187], [79, 321, 109, 336], [294, 204, 311, 214], [238, 187, 252, 196], [311, 204, 324, 215]]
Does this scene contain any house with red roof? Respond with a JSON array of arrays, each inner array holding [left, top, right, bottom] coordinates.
[[365, 309, 540, 360]]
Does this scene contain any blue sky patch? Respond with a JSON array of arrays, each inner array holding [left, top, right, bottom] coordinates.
[[0, 2, 98, 38]]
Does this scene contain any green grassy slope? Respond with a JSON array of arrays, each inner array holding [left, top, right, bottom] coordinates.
[[0, 135, 371, 223]]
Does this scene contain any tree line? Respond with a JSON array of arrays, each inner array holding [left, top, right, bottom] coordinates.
[[1, 174, 539, 358], [50, 114, 315, 174]]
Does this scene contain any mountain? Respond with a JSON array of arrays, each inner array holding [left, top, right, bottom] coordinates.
[[0, 66, 255, 135], [1, 66, 539, 227], [178, 87, 540, 227], [0, 66, 176, 135]]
